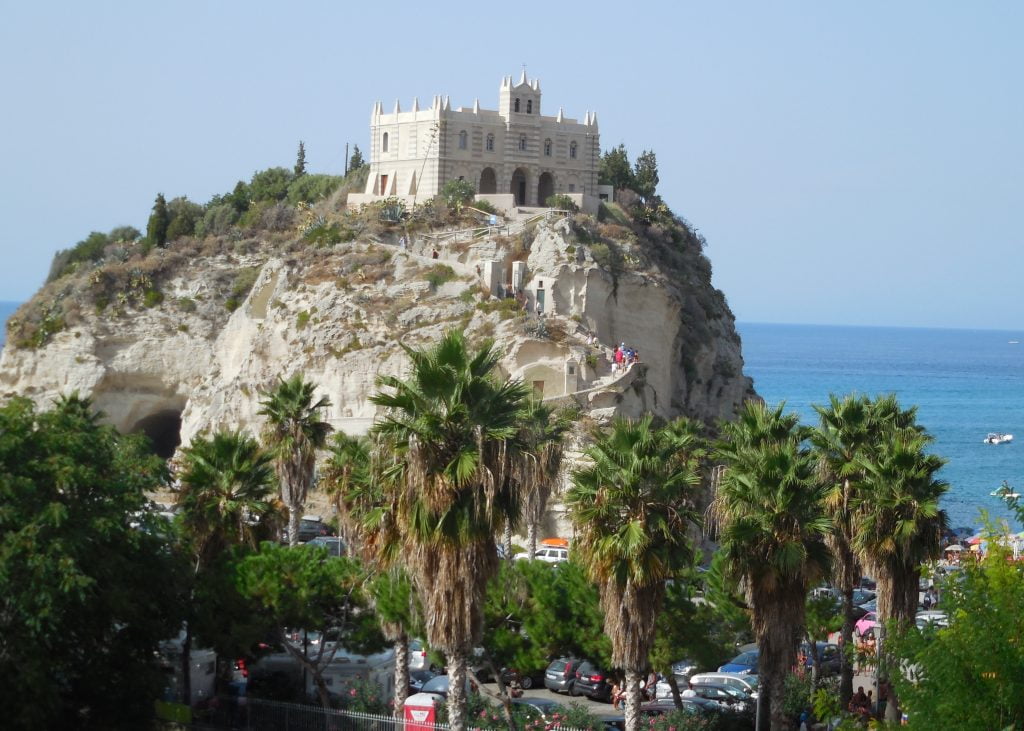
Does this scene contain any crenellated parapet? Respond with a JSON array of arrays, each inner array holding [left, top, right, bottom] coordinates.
[[350, 73, 600, 209]]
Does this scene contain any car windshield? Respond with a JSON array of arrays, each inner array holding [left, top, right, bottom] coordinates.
[[422, 676, 448, 692], [548, 660, 567, 672], [731, 652, 758, 665]]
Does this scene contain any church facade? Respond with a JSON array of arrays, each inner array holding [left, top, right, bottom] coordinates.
[[351, 73, 600, 208]]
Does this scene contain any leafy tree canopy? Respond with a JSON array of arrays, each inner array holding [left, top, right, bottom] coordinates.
[[633, 150, 659, 202], [599, 144, 634, 191], [0, 396, 183, 729], [441, 178, 477, 211], [888, 527, 1024, 729], [248, 167, 294, 203]]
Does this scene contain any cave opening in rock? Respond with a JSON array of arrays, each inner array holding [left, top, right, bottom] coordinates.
[[133, 410, 183, 459]]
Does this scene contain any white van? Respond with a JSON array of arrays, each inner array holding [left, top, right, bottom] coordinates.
[[159, 632, 217, 706], [690, 672, 759, 699], [307, 647, 396, 700]]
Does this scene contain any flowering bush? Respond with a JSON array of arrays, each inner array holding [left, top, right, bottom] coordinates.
[[335, 676, 391, 715]]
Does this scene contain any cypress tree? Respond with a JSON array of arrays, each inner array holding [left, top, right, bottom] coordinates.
[[146, 193, 170, 248], [348, 145, 365, 171], [294, 141, 307, 177]]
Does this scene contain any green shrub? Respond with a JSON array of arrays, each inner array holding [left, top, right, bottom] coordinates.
[[442, 179, 476, 210], [165, 196, 204, 241], [424, 264, 457, 289], [47, 231, 111, 281], [176, 297, 196, 313], [590, 242, 612, 268], [286, 173, 344, 205], [471, 198, 497, 215], [248, 167, 293, 202], [108, 225, 141, 243], [296, 310, 311, 329], [142, 289, 163, 308], [477, 297, 523, 321], [225, 266, 260, 311], [196, 203, 238, 237], [546, 193, 579, 212]]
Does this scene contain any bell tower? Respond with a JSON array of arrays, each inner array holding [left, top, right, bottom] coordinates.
[[498, 70, 542, 124]]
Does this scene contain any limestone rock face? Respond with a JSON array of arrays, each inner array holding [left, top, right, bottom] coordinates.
[[0, 215, 755, 461]]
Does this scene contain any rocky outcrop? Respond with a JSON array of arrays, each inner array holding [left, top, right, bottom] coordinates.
[[0, 211, 755, 463]]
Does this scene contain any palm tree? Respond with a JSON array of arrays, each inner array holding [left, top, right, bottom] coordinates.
[[810, 392, 873, 705], [259, 374, 332, 547], [516, 399, 571, 559], [712, 401, 831, 731], [811, 392, 923, 705], [854, 427, 948, 723], [566, 415, 704, 731], [370, 331, 529, 731], [322, 432, 372, 556], [175, 429, 277, 707]]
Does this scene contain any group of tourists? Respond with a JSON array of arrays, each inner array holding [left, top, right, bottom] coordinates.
[[611, 342, 640, 373]]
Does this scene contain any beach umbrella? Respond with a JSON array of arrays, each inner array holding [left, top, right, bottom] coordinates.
[[968, 535, 983, 545], [945, 544, 964, 552]]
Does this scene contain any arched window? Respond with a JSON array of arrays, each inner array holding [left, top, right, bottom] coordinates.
[[544, 139, 552, 157], [519, 135, 527, 151], [514, 98, 520, 113], [526, 99, 533, 114], [486, 134, 494, 152], [458, 130, 468, 150], [382, 132, 389, 153], [569, 141, 577, 159]]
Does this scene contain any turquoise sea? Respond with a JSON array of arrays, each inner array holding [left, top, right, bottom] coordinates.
[[737, 322, 1024, 532]]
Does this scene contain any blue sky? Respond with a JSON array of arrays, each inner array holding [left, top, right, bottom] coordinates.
[[1, 1, 1020, 329]]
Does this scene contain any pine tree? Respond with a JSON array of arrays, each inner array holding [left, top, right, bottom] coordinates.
[[348, 144, 365, 172], [633, 150, 659, 203], [599, 144, 634, 192], [146, 193, 170, 248], [294, 141, 307, 177]]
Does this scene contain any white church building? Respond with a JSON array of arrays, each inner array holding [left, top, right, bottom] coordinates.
[[347, 72, 601, 211]]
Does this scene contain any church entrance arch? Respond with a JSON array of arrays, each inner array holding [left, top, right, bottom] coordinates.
[[479, 167, 497, 194], [537, 172, 554, 206], [510, 168, 528, 206]]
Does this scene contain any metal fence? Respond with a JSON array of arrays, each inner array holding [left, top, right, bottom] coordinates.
[[189, 698, 443, 731], [187, 698, 591, 731]]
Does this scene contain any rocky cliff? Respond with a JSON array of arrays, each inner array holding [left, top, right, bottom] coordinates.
[[1, 202, 755, 469]]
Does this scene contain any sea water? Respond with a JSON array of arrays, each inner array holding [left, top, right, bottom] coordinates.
[[737, 322, 1024, 531]]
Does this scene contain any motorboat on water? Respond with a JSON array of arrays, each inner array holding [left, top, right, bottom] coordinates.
[[984, 433, 1013, 444], [991, 481, 1021, 499]]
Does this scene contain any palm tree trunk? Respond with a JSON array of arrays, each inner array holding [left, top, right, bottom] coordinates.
[[287, 502, 300, 547], [446, 649, 468, 731], [503, 523, 513, 564], [666, 673, 684, 709], [839, 585, 855, 706], [623, 669, 642, 731], [181, 622, 192, 707], [527, 520, 539, 560], [393, 636, 409, 719]]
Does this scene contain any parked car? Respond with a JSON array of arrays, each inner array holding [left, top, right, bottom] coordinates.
[[640, 698, 715, 716], [859, 576, 877, 591], [851, 588, 876, 606], [511, 698, 565, 722], [572, 661, 612, 701], [305, 536, 345, 557], [517, 546, 569, 563], [544, 657, 581, 694], [283, 515, 336, 544], [855, 611, 879, 637], [690, 672, 759, 698], [687, 682, 754, 712], [804, 642, 841, 676], [409, 669, 437, 694], [915, 610, 948, 630], [501, 665, 547, 690], [858, 597, 878, 613], [654, 659, 700, 699], [718, 650, 758, 675], [419, 674, 475, 700]]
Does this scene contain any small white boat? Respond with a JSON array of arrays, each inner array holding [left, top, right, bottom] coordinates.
[[991, 481, 1021, 499], [984, 433, 1014, 444]]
